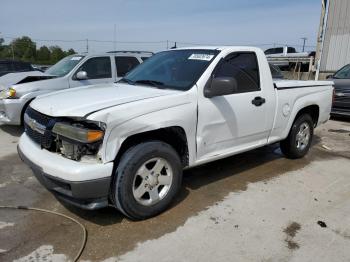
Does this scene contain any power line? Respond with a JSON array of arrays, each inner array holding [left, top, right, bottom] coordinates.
[[1, 35, 316, 50]]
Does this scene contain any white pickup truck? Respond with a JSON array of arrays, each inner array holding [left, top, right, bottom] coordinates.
[[18, 46, 333, 220]]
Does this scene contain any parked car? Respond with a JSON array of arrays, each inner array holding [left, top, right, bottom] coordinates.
[[18, 46, 333, 220], [0, 51, 152, 125], [0, 59, 38, 77], [327, 64, 350, 116]]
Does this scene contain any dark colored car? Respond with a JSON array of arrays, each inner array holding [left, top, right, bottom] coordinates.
[[0, 60, 37, 77], [327, 64, 350, 116]]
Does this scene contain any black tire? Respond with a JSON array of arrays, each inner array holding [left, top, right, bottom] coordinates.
[[280, 114, 314, 159], [111, 141, 182, 220]]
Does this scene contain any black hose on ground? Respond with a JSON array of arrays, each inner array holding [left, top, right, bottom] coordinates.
[[0, 205, 87, 262]]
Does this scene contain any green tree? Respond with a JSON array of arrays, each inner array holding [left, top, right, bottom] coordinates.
[[36, 45, 51, 63], [0, 35, 76, 64], [11, 36, 36, 61], [66, 48, 76, 56], [0, 38, 5, 57], [49, 45, 65, 64]]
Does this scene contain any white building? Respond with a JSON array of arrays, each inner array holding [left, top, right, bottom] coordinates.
[[316, 0, 350, 77]]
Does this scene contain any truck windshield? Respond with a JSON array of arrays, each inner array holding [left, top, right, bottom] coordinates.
[[122, 49, 220, 91], [45, 55, 84, 77]]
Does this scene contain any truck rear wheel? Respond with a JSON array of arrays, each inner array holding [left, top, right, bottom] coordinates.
[[280, 114, 314, 159], [111, 141, 182, 220]]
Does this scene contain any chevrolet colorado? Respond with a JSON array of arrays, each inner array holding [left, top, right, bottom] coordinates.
[[18, 46, 333, 220]]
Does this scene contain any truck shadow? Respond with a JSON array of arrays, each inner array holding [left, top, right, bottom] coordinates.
[[3, 135, 327, 261], [64, 135, 323, 227], [331, 115, 350, 123], [0, 125, 24, 137]]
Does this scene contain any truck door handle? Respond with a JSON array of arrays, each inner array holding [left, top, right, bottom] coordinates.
[[252, 96, 266, 106]]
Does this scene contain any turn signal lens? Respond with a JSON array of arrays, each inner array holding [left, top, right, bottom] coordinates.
[[87, 130, 104, 143]]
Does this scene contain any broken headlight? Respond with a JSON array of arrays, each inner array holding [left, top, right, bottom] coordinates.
[[52, 121, 105, 161], [0, 87, 17, 99]]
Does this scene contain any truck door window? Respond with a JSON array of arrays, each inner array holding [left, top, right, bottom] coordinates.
[[115, 56, 140, 77], [215, 52, 260, 93], [78, 57, 112, 79]]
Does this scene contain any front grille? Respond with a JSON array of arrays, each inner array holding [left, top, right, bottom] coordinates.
[[25, 106, 53, 126], [24, 107, 55, 148]]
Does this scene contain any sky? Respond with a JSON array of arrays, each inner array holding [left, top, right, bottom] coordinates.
[[0, 0, 322, 53]]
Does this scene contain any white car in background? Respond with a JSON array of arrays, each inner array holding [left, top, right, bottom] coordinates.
[[0, 51, 152, 125]]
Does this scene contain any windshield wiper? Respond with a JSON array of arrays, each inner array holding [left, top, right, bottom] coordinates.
[[118, 78, 135, 85], [134, 79, 165, 88]]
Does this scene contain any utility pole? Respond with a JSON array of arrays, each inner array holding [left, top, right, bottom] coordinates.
[[167, 40, 169, 50], [113, 24, 117, 51], [301, 37, 307, 52], [86, 39, 89, 53]]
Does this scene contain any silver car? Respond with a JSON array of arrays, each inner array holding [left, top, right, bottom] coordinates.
[[0, 51, 153, 125]]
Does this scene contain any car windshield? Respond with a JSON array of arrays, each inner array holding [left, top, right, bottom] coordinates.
[[45, 55, 84, 77], [334, 64, 350, 79], [121, 49, 220, 91]]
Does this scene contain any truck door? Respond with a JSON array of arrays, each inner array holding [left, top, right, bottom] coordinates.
[[69, 56, 113, 88], [196, 52, 273, 160]]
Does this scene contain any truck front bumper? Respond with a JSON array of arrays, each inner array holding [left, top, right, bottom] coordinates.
[[0, 98, 24, 126], [18, 133, 114, 210]]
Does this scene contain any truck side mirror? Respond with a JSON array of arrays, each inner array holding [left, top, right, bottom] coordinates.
[[76, 71, 88, 80], [204, 77, 238, 98]]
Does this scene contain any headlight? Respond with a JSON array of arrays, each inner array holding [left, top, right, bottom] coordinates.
[[0, 88, 17, 99], [52, 122, 104, 143]]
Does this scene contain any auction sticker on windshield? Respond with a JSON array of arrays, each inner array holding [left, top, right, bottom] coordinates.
[[71, 56, 83, 61], [188, 54, 214, 61]]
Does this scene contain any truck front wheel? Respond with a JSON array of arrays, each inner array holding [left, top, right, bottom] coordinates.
[[280, 114, 314, 159], [111, 141, 183, 220]]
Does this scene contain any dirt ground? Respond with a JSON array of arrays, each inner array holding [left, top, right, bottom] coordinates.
[[0, 118, 349, 262]]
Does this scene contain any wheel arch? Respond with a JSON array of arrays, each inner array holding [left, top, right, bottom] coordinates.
[[282, 104, 319, 140], [294, 104, 320, 127], [113, 126, 190, 169], [20, 97, 36, 125]]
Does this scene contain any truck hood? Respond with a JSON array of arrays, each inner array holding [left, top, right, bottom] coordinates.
[[0, 71, 55, 90], [30, 83, 182, 117]]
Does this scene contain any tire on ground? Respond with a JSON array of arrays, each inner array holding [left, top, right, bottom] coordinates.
[[280, 114, 314, 159], [111, 141, 183, 220]]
